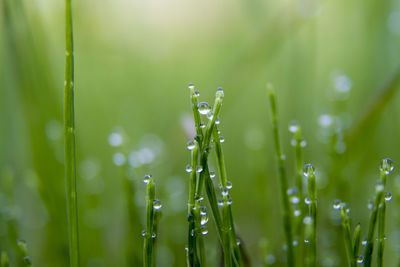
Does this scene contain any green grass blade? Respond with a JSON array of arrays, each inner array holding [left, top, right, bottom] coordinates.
[[304, 164, 317, 267], [290, 122, 305, 267], [377, 202, 386, 267], [267, 84, 294, 266], [64, 0, 80, 266], [143, 175, 156, 267], [339, 204, 354, 267], [352, 223, 361, 264]]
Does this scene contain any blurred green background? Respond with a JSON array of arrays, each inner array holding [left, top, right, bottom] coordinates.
[[1, 0, 400, 266]]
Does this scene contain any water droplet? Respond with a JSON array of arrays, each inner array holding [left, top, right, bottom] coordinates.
[[141, 230, 147, 237], [200, 122, 205, 129], [303, 216, 313, 225], [287, 187, 298, 195], [195, 194, 204, 202], [215, 118, 220, 125], [289, 120, 300, 133], [294, 210, 301, 217], [357, 256, 364, 264], [293, 240, 299, 246], [362, 239, 368, 246], [281, 154, 286, 160], [221, 189, 229, 197], [198, 102, 211, 115], [194, 90, 200, 97], [201, 227, 208, 235], [108, 132, 123, 147], [300, 140, 307, 147], [333, 199, 342, 210], [291, 139, 297, 147], [209, 171, 216, 179], [227, 197, 232, 205], [385, 192, 392, 202], [216, 87, 224, 99], [151, 232, 157, 239], [200, 215, 208, 226], [188, 82, 195, 90], [196, 165, 203, 173], [318, 114, 333, 128], [303, 164, 315, 177], [380, 158, 395, 175], [113, 153, 126, 166], [290, 196, 300, 204], [236, 240, 241, 246], [153, 200, 162, 210], [304, 197, 311, 205], [219, 136, 225, 143], [207, 111, 214, 120], [143, 174, 151, 184], [265, 255, 276, 265], [218, 199, 224, 207], [185, 165, 193, 173], [187, 140, 195, 150], [304, 239, 310, 244], [368, 199, 374, 210], [199, 206, 207, 216], [225, 181, 232, 190]]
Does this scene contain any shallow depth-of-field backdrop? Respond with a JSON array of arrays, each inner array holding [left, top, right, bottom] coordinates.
[[2, 0, 400, 266]]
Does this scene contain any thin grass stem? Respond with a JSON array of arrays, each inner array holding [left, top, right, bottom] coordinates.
[[377, 202, 386, 267], [304, 164, 317, 267], [339, 204, 354, 267], [64, 0, 79, 266], [143, 175, 156, 267], [16, 239, 32, 267], [267, 84, 294, 266], [352, 223, 361, 264], [0, 252, 9, 267]]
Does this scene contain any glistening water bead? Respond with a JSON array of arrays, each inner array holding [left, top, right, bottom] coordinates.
[[188, 82, 195, 90], [385, 192, 392, 202], [143, 174, 152, 184], [153, 200, 162, 210], [185, 165, 193, 173], [303, 164, 315, 177], [187, 140, 195, 150], [380, 158, 395, 175], [198, 102, 211, 115], [288, 120, 300, 133], [209, 171, 216, 178], [333, 199, 341, 210]]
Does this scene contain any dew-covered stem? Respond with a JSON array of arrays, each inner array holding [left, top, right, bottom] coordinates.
[[364, 159, 394, 267], [187, 140, 201, 267], [339, 204, 354, 267], [377, 202, 386, 267], [352, 223, 361, 263], [143, 176, 156, 267], [290, 121, 305, 266], [267, 84, 294, 266], [304, 164, 317, 267], [16, 239, 32, 267], [64, 0, 80, 266], [213, 127, 243, 266]]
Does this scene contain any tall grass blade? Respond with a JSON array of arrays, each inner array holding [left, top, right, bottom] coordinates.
[[16, 239, 32, 267], [267, 84, 294, 266], [64, 0, 80, 266]]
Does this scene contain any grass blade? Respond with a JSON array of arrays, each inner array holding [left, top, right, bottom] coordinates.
[[377, 202, 386, 267], [64, 0, 80, 266], [304, 164, 317, 267], [352, 223, 361, 264], [0, 252, 9, 267], [338, 203, 354, 267], [267, 84, 294, 266]]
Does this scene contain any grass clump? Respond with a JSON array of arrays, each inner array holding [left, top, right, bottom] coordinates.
[[185, 83, 243, 266]]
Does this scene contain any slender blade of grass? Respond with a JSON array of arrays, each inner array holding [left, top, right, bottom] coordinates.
[[64, 0, 80, 266], [267, 84, 294, 266], [143, 177, 156, 267], [377, 202, 386, 267], [352, 223, 361, 264]]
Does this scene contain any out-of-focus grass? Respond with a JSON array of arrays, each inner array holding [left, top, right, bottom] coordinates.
[[1, 0, 400, 266]]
